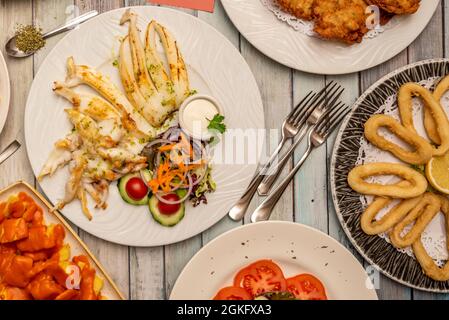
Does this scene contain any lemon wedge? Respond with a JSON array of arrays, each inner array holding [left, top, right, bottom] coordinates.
[[426, 152, 449, 194]]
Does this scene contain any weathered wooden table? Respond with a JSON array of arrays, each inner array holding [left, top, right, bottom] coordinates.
[[1, 0, 447, 300]]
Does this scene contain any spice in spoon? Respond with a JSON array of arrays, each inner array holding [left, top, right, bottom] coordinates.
[[14, 24, 46, 54]]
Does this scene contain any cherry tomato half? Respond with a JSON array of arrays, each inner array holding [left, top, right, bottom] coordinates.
[[286, 274, 327, 300], [213, 286, 252, 300], [125, 177, 148, 201], [233, 260, 287, 298], [157, 194, 181, 215]]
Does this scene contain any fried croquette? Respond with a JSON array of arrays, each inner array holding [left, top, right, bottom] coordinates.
[[276, 0, 316, 21], [276, 0, 419, 44], [366, 0, 420, 14], [312, 0, 369, 44]]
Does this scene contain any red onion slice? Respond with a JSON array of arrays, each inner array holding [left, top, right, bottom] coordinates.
[[146, 138, 172, 149], [155, 173, 193, 204]]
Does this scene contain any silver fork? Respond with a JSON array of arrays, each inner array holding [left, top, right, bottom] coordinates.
[[250, 102, 350, 223], [257, 83, 344, 196], [228, 82, 336, 221]]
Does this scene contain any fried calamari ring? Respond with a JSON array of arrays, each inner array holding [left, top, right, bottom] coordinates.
[[364, 114, 433, 165], [424, 75, 449, 145], [412, 196, 449, 281], [348, 163, 428, 198], [398, 82, 449, 156], [366, 0, 420, 14], [361, 187, 422, 235], [389, 192, 441, 248]]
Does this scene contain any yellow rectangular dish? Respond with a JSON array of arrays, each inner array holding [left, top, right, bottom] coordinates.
[[0, 181, 124, 300]]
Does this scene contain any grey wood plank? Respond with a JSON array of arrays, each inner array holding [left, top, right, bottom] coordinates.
[[73, 0, 130, 299], [292, 72, 326, 231], [130, 246, 165, 299], [0, 0, 34, 188], [444, 0, 449, 57], [75, 0, 124, 12], [199, 0, 243, 245], [33, 0, 79, 233], [361, 51, 412, 300], [125, 0, 148, 5], [326, 73, 365, 263], [407, 0, 449, 300], [408, 1, 443, 61], [240, 39, 294, 223], [33, 0, 74, 70]]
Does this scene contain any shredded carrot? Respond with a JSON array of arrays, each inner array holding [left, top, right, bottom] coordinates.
[[148, 135, 207, 194], [158, 144, 176, 152]]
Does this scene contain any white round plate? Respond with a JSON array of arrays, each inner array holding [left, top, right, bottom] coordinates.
[[170, 221, 378, 300], [0, 50, 10, 135], [222, 0, 439, 74], [25, 7, 264, 246]]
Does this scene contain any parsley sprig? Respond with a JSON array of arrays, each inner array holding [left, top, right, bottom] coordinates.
[[207, 114, 226, 134]]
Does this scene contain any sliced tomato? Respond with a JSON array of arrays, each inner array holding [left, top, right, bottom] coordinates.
[[125, 177, 148, 200], [213, 286, 252, 300], [286, 274, 327, 300], [157, 194, 181, 215], [233, 260, 287, 298]]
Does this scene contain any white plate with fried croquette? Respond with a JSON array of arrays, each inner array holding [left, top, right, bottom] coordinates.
[[221, 0, 438, 74]]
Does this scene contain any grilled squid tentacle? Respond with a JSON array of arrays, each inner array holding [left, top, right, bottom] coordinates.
[[65, 56, 154, 138], [145, 21, 177, 108], [53, 150, 86, 212], [120, 9, 157, 100], [38, 133, 81, 181], [83, 179, 109, 210], [153, 21, 190, 105]]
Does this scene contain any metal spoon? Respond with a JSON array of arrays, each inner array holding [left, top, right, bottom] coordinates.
[[0, 140, 21, 165], [5, 10, 98, 58]]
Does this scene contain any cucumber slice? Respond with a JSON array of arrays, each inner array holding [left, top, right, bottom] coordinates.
[[118, 170, 151, 206], [149, 195, 185, 227], [176, 188, 188, 199]]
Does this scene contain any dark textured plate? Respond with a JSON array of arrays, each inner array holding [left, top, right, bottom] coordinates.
[[330, 58, 449, 293]]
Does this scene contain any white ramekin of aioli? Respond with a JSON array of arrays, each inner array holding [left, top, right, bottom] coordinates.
[[178, 94, 223, 141]]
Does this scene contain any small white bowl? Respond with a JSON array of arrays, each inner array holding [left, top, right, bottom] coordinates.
[[178, 94, 224, 141]]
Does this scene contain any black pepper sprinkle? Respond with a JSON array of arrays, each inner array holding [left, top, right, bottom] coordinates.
[[330, 250, 335, 253], [321, 246, 328, 249], [292, 256, 297, 260]]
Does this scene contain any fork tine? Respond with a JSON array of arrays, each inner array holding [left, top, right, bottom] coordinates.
[[287, 81, 336, 122], [292, 85, 342, 126], [289, 91, 318, 121], [317, 104, 350, 137], [325, 108, 351, 138], [289, 92, 323, 128], [313, 101, 345, 131], [285, 90, 315, 120], [290, 84, 339, 127], [322, 109, 350, 139], [324, 86, 345, 110]]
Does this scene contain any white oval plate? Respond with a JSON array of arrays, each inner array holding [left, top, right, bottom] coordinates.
[[170, 221, 378, 300], [222, 0, 439, 74], [0, 50, 10, 135], [25, 7, 264, 246]]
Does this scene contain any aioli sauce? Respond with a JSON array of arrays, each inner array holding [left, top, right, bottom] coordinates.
[[181, 98, 220, 139]]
